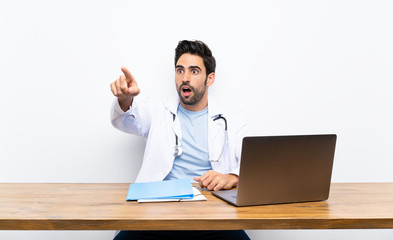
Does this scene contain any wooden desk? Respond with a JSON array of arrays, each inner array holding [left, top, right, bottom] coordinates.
[[0, 183, 392, 230]]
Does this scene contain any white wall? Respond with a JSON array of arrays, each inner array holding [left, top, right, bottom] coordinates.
[[0, 0, 392, 239]]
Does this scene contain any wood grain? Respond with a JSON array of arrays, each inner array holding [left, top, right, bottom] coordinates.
[[0, 183, 392, 230]]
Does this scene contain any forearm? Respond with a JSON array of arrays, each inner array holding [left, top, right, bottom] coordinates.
[[110, 97, 153, 138], [110, 99, 141, 136]]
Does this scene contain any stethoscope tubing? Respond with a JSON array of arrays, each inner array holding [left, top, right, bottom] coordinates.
[[172, 113, 227, 158]]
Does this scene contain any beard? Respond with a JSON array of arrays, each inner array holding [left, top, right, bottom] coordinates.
[[177, 79, 207, 106]]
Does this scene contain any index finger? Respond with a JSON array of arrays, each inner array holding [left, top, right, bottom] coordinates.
[[121, 66, 134, 83], [198, 171, 212, 182]]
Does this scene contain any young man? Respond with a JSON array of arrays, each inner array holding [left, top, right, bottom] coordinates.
[[110, 40, 251, 240]]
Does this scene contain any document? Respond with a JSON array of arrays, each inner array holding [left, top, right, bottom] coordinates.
[[126, 179, 194, 201], [137, 187, 207, 203]]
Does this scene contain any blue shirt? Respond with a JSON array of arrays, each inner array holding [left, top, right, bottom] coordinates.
[[164, 104, 212, 181]]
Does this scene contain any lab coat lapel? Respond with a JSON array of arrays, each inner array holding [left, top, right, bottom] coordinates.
[[164, 96, 182, 141], [172, 116, 182, 141], [208, 95, 225, 162]]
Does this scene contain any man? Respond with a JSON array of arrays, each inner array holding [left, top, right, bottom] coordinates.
[[110, 40, 251, 240]]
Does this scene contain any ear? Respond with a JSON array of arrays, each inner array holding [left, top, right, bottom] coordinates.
[[206, 72, 215, 87]]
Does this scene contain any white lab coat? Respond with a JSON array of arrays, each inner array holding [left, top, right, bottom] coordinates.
[[110, 94, 252, 183]]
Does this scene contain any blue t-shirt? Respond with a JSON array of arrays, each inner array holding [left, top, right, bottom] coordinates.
[[164, 104, 212, 181]]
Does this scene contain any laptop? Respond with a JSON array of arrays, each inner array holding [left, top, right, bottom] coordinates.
[[212, 134, 337, 207]]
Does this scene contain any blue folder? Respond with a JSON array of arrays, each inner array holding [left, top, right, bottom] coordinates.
[[126, 179, 194, 201]]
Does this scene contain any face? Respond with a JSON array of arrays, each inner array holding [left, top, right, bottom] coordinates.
[[175, 53, 214, 109]]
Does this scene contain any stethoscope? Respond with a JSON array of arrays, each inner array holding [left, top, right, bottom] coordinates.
[[172, 113, 228, 158]]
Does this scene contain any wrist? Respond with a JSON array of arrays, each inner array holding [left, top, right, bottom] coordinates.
[[118, 96, 134, 112], [228, 174, 239, 186]]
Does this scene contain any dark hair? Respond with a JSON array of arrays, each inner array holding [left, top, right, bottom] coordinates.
[[175, 40, 216, 76]]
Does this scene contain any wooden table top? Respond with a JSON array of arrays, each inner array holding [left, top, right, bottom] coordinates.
[[0, 182, 392, 230]]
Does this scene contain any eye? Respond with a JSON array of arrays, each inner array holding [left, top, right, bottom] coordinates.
[[176, 69, 184, 74], [192, 69, 199, 74]]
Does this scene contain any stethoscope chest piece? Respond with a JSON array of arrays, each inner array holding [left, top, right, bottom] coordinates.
[[173, 145, 183, 157]]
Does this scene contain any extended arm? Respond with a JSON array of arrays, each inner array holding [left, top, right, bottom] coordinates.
[[110, 67, 153, 137]]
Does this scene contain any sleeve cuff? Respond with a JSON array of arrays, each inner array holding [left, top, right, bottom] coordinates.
[[229, 167, 240, 176], [112, 98, 136, 116]]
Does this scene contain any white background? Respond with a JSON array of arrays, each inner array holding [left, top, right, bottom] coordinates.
[[0, 0, 392, 239]]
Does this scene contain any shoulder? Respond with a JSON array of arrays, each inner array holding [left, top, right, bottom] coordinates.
[[209, 96, 251, 131]]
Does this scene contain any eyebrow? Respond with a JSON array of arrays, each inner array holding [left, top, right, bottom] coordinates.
[[189, 65, 202, 71], [175, 65, 202, 71]]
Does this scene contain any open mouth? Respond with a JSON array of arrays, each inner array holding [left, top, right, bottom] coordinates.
[[181, 86, 192, 97]]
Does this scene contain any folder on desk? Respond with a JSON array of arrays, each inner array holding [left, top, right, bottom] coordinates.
[[126, 179, 194, 201], [137, 187, 207, 203]]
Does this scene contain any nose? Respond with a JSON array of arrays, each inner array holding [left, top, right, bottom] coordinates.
[[182, 70, 192, 82]]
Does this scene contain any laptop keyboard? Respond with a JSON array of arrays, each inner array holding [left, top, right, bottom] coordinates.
[[231, 190, 238, 199]]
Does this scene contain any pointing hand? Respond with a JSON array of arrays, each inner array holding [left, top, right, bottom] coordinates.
[[110, 67, 140, 111]]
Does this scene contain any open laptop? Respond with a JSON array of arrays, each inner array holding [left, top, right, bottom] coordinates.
[[212, 134, 337, 207]]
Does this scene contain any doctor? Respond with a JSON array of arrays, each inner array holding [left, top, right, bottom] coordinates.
[[110, 40, 251, 240], [110, 40, 252, 191]]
